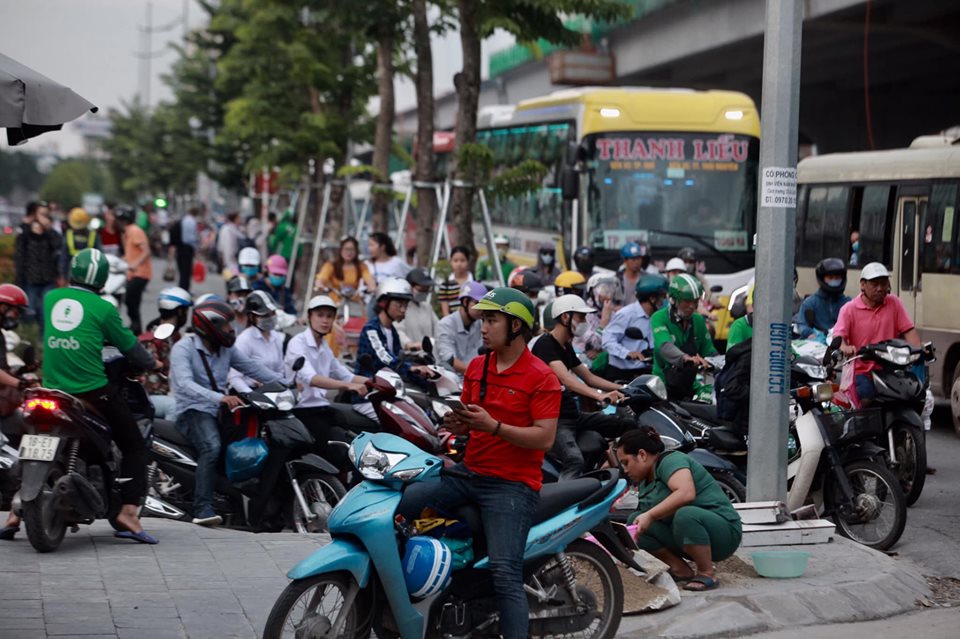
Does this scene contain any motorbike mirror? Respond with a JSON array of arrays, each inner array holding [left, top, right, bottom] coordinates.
[[152, 323, 176, 341], [828, 336, 842, 350], [710, 285, 722, 293], [291, 356, 305, 372], [624, 327, 645, 340], [22, 345, 36, 367], [421, 336, 433, 355]]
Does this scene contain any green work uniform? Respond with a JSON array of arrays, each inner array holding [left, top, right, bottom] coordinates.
[[42, 287, 137, 395], [476, 257, 516, 284], [629, 451, 742, 561], [726, 316, 753, 349], [650, 307, 717, 380]]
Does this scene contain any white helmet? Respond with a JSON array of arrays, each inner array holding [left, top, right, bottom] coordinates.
[[551, 294, 597, 320], [376, 278, 413, 302], [158, 286, 193, 310], [238, 247, 261, 267], [307, 295, 337, 311], [493, 234, 510, 247], [586, 273, 622, 300], [665, 257, 687, 273]]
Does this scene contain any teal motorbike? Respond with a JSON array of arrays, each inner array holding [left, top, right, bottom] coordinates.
[[263, 431, 642, 639]]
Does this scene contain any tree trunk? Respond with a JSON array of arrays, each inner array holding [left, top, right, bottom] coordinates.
[[412, 0, 436, 268], [451, 0, 482, 253], [372, 30, 395, 235]]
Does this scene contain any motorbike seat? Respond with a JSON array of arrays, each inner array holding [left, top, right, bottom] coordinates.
[[151, 419, 193, 450], [707, 426, 747, 452], [454, 478, 602, 561]]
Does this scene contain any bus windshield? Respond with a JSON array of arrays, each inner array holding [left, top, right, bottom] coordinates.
[[585, 132, 759, 258]]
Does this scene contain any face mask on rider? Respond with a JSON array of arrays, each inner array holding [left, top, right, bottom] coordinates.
[[1, 315, 18, 330], [257, 314, 278, 332], [571, 320, 588, 338], [241, 265, 260, 277], [541, 253, 555, 266], [824, 277, 843, 288], [413, 291, 429, 304], [268, 274, 286, 287]]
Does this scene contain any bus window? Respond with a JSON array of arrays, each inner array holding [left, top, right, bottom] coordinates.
[[800, 187, 828, 264], [858, 185, 890, 265], [823, 186, 850, 258], [922, 182, 959, 274]]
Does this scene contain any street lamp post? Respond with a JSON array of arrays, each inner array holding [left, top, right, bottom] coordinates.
[[746, 0, 803, 503]]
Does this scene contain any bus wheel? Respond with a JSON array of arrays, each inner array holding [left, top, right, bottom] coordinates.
[[951, 361, 960, 438]]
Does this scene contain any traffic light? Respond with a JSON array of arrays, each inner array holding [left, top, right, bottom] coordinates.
[[154, 197, 168, 208]]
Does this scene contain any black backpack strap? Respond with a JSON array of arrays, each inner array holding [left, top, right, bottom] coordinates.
[[196, 345, 221, 393]]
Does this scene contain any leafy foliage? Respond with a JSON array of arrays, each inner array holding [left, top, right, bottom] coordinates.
[[39, 159, 114, 208], [0, 149, 44, 198]]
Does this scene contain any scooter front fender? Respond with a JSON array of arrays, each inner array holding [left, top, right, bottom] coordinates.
[[287, 536, 372, 587]]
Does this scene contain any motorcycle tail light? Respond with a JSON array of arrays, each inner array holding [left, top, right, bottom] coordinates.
[[25, 398, 59, 412]]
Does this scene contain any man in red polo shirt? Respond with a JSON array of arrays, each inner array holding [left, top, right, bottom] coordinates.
[[833, 262, 921, 402], [399, 287, 561, 639]]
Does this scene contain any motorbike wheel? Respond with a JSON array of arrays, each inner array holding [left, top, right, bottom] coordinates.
[[262, 571, 372, 639], [22, 463, 67, 553], [290, 472, 346, 534], [827, 459, 906, 552], [891, 423, 926, 507], [710, 471, 746, 503], [530, 538, 624, 639]]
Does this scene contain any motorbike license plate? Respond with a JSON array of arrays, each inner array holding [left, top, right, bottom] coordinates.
[[19, 435, 61, 462]]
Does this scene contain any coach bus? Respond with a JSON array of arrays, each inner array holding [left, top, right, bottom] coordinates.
[[475, 87, 760, 332], [796, 134, 960, 434]]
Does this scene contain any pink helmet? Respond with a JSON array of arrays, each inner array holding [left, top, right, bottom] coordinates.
[[265, 254, 288, 275]]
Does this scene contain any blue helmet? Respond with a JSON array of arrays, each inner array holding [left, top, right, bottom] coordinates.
[[620, 242, 647, 260], [403, 536, 453, 599]]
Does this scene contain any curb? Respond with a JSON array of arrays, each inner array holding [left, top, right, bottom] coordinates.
[[617, 538, 931, 638]]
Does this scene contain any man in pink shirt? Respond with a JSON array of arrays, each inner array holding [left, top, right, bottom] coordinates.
[[833, 262, 921, 402]]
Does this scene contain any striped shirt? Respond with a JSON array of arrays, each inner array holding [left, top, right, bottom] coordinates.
[[437, 273, 473, 311]]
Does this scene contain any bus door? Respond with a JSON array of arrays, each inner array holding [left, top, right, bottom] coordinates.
[[892, 196, 928, 325]]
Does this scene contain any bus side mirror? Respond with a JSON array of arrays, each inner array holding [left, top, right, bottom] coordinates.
[[561, 167, 579, 201], [565, 141, 579, 166]]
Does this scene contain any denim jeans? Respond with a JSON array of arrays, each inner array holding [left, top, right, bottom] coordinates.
[[175, 409, 221, 515], [24, 283, 54, 338], [399, 465, 539, 639]]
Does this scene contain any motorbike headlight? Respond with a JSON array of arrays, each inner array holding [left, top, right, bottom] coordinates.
[[795, 361, 826, 381], [274, 390, 296, 411], [357, 441, 408, 480], [881, 345, 917, 366], [645, 376, 667, 401], [812, 382, 835, 403]]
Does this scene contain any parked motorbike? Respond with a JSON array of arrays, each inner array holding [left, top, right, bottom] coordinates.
[[829, 338, 934, 506], [787, 377, 907, 550], [101, 254, 129, 309], [263, 431, 640, 639], [144, 358, 347, 533]]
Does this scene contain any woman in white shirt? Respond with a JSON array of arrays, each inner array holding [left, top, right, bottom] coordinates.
[[366, 232, 410, 285], [227, 291, 285, 392]]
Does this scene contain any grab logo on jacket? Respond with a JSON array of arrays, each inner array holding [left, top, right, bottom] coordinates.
[[50, 299, 84, 332]]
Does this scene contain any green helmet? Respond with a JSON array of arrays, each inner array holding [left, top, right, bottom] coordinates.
[[70, 248, 110, 290], [635, 274, 669, 300], [473, 287, 537, 330], [667, 273, 703, 301]]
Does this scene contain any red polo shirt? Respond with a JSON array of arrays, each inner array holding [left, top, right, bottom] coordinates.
[[462, 348, 561, 491], [833, 293, 914, 376]]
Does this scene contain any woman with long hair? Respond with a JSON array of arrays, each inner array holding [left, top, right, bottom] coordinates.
[[315, 236, 376, 304], [436, 245, 474, 317], [366, 232, 410, 286]]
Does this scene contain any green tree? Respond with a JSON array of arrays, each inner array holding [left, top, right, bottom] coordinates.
[[449, 0, 629, 250], [39, 159, 114, 208], [0, 149, 44, 199]]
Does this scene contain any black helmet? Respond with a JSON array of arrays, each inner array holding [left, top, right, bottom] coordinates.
[[226, 275, 253, 294], [115, 206, 136, 224], [192, 300, 237, 348], [574, 246, 594, 274], [406, 267, 436, 289], [243, 290, 279, 316], [678, 246, 696, 262], [815, 257, 847, 294]]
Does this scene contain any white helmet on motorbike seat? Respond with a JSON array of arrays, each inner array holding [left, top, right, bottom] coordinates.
[[376, 278, 414, 303], [307, 295, 337, 312]]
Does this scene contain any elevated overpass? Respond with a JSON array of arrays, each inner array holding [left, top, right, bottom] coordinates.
[[395, 0, 960, 153]]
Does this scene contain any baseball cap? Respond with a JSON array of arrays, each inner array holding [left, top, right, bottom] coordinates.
[[859, 262, 890, 281]]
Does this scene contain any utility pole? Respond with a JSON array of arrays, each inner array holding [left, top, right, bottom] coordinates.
[[746, 0, 803, 503], [135, 1, 183, 110]]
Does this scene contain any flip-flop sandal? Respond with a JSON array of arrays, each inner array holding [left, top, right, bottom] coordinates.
[[668, 571, 695, 584], [0, 525, 19, 541], [683, 575, 719, 591], [114, 530, 159, 545]]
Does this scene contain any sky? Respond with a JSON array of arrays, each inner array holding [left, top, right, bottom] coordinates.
[[1, 0, 515, 158]]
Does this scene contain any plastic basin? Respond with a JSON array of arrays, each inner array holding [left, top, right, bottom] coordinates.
[[751, 550, 811, 578]]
